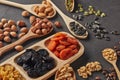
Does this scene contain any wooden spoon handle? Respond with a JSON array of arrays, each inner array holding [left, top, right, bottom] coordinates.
[[0, 33, 35, 56], [0, 0, 24, 8], [113, 63, 120, 80]]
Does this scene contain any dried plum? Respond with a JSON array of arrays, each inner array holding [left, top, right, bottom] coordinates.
[[16, 48, 56, 78]]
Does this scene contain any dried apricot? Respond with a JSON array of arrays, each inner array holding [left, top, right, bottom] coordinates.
[[51, 36, 64, 41], [53, 50, 60, 57], [54, 32, 67, 38], [59, 48, 72, 60], [56, 45, 66, 51], [67, 37, 78, 45], [68, 45, 77, 49], [71, 49, 79, 55], [59, 40, 71, 46], [47, 40, 57, 51]]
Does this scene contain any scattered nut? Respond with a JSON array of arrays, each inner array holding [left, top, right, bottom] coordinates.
[[3, 23, 10, 28], [18, 33, 26, 38], [11, 25, 17, 32], [0, 22, 3, 28], [4, 36, 11, 43], [20, 27, 28, 33], [3, 31, 9, 36], [22, 11, 30, 17], [29, 16, 36, 24], [1, 18, 7, 24], [10, 32, 17, 38], [0, 41, 3, 48], [17, 20, 26, 27], [8, 20, 16, 26], [15, 45, 24, 52], [54, 21, 61, 27]]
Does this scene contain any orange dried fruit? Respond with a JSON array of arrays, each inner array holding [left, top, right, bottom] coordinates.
[[56, 44, 66, 51], [59, 40, 71, 46], [59, 48, 72, 60], [71, 49, 79, 55], [54, 32, 67, 38], [53, 50, 60, 57], [68, 45, 77, 49], [67, 37, 78, 45], [51, 36, 64, 41], [47, 40, 57, 51]]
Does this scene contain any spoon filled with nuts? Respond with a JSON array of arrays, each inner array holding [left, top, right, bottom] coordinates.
[[0, 0, 56, 18], [0, 18, 53, 56], [47, 0, 88, 39], [102, 48, 120, 80]]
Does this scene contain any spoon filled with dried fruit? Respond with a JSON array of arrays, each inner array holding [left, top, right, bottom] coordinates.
[[0, 0, 56, 18], [102, 48, 120, 80], [47, 0, 88, 39], [0, 18, 53, 56]]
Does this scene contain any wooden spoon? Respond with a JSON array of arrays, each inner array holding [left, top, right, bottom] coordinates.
[[55, 64, 76, 80], [0, 0, 56, 18], [0, 26, 53, 56], [102, 48, 120, 80], [47, 0, 88, 39]]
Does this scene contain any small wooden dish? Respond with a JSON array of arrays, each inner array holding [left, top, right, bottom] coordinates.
[[0, 32, 84, 80], [65, 0, 74, 12]]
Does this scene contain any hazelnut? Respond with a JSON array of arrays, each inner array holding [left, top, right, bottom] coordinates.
[[22, 11, 30, 17], [4, 36, 11, 43], [41, 22, 47, 28], [0, 22, 3, 28], [47, 21, 52, 28], [3, 23, 10, 28], [11, 25, 17, 32], [20, 27, 28, 33], [0, 34, 4, 40], [1, 18, 7, 24], [15, 45, 24, 52], [54, 21, 61, 27], [29, 16, 36, 24], [4, 27, 11, 32], [17, 20, 26, 27], [43, 18, 49, 23], [41, 28, 47, 35], [0, 29, 3, 34], [0, 41, 3, 48], [3, 31, 9, 36], [18, 33, 25, 38], [10, 32, 17, 38], [8, 20, 16, 26], [35, 29, 42, 35]]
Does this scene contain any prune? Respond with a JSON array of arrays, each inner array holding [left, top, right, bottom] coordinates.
[[16, 48, 56, 78], [37, 49, 49, 57], [27, 69, 39, 78], [69, 22, 75, 27], [23, 63, 31, 71], [16, 57, 24, 66]]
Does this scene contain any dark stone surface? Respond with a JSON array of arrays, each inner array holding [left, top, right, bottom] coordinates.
[[0, 0, 120, 80]]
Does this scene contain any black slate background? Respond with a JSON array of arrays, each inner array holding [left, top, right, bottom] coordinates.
[[0, 0, 120, 80]]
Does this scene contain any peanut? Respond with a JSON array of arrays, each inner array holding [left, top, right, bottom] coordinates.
[[15, 45, 24, 52]]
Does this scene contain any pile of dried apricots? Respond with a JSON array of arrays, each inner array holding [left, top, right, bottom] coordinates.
[[46, 32, 80, 60]]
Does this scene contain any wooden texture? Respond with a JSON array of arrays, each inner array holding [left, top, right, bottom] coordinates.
[[0, 32, 84, 80], [47, 0, 88, 39], [102, 49, 120, 80], [0, 27, 53, 56], [0, 0, 56, 18], [65, 0, 74, 12]]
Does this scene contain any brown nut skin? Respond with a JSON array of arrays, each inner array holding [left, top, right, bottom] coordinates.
[[0, 41, 3, 48], [35, 29, 42, 35], [1, 18, 8, 24], [38, 5, 46, 13], [15, 45, 24, 52], [22, 11, 30, 17], [45, 7, 53, 14], [4, 27, 11, 32], [17, 20, 26, 27], [18, 33, 26, 38], [47, 21, 52, 28], [54, 21, 61, 27], [20, 27, 28, 33], [48, 11, 54, 16], [41, 28, 47, 35], [10, 32, 17, 38], [0, 34, 4, 40], [4, 36, 11, 43], [0, 29, 3, 34], [38, 13, 46, 18], [3, 23, 10, 28], [3, 31, 9, 36], [43, 18, 49, 23], [0, 22, 3, 28], [11, 25, 17, 32], [29, 16, 36, 24], [8, 20, 16, 26], [41, 22, 47, 28]]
